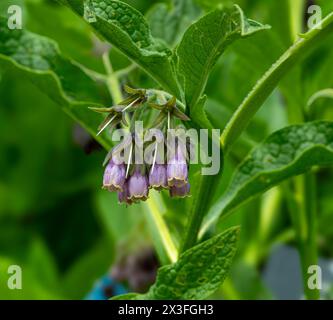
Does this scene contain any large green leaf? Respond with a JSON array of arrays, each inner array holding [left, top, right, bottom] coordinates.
[[176, 4, 269, 112], [148, 0, 200, 47], [201, 121, 333, 236], [113, 227, 239, 300], [58, 0, 181, 96], [0, 17, 111, 149]]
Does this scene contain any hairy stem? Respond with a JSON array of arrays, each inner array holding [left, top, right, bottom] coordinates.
[[102, 52, 123, 103]]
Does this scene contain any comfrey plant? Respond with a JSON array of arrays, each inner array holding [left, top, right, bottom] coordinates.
[[2, 0, 333, 300], [94, 87, 192, 204]]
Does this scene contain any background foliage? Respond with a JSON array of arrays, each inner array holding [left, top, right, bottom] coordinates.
[[1, 0, 333, 299]]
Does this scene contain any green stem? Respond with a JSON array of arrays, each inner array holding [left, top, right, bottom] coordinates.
[[221, 11, 333, 154], [258, 187, 282, 244], [288, 0, 306, 42], [114, 63, 137, 77], [102, 52, 123, 103], [144, 192, 178, 265], [180, 173, 215, 253], [282, 44, 320, 299], [146, 89, 186, 111], [285, 174, 319, 300], [181, 130, 223, 253], [299, 174, 320, 300], [78, 64, 107, 82]]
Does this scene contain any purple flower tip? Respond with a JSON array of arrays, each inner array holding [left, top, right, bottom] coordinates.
[[170, 183, 190, 198], [118, 183, 133, 205]]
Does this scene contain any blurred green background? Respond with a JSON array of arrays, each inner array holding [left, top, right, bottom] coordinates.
[[1, 0, 333, 299]]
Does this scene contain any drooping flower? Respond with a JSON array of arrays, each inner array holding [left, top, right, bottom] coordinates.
[[149, 164, 168, 191], [103, 158, 126, 192], [128, 166, 149, 201], [167, 142, 188, 187], [169, 182, 190, 198], [117, 182, 133, 205]]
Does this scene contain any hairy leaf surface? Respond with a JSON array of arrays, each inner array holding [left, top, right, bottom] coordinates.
[[148, 0, 200, 47], [176, 5, 269, 110], [58, 0, 180, 96], [113, 227, 239, 300], [201, 121, 333, 236]]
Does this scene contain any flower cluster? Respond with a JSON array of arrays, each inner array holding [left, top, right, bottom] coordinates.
[[92, 86, 191, 205], [102, 138, 191, 205]]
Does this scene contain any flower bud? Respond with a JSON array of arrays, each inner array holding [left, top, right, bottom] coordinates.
[[170, 183, 190, 198], [103, 159, 126, 192], [128, 167, 149, 201], [149, 165, 168, 191]]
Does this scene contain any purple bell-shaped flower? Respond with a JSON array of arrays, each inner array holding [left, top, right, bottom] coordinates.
[[169, 182, 191, 198], [149, 164, 168, 191], [128, 167, 149, 202], [167, 143, 188, 187], [103, 158, 126, 192]]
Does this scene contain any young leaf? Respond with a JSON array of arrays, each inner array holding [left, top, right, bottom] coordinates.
[[201, 121, 333, 237], [0, 17, 111, 149], [148, 0, 201, 47], [189, 95, 213, 129], [176, 4, 269, 110], [113, 227, 239, 300], [307, 88, 333, 110], [58, 0, 181, 97]]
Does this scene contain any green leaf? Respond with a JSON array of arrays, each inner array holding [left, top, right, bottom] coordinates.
[[0, 17, 111, 149], [25, 0, 104, 72], [114, 227, 239, 300], [148, 0, 201, 47], [221, 11, 333, 153], [201, 121, 333, 236], [190, 95, 214, 129], [111, 293, 140, 300], [26, 237, 60, 292], [176, 4, 269, 110], [59, 0, 181, 96]]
